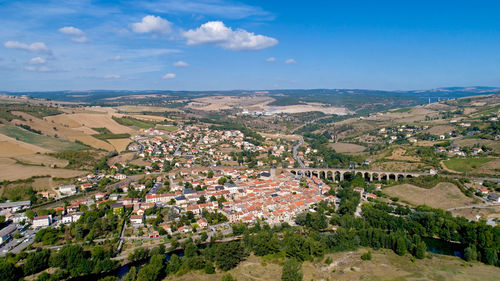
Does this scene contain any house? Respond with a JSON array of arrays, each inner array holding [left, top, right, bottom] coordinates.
[[0, 224, 16, 244], [197, 218, 208, 228], [59, 185, 77, 196], [488, 193, 500, 203], [130, 215, 144, 225], [0, 200, 31, 212], [111, 203, 124, 216], [32, 215, 52, 228], [62, 214, 73, 224], [10, 213, 28, 224], [95, 192, 106, 200]]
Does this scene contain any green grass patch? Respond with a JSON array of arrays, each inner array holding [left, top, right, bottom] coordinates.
[[0, 103, 61, 121], [156, 124, 178, 132], [443, 157, 493, 173], [0, 125, 87, 152], [112, 116, 155, 129], [92, 133, 131, 140], [391, 107, 412, 113]]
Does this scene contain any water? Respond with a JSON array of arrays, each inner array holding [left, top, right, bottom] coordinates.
[[423, 237, 465, 259]]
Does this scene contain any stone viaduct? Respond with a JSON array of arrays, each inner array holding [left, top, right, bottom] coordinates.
[[279, 167, 429, 182]]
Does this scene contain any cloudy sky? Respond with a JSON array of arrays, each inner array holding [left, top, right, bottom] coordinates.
[[1, 0, 500, 91]]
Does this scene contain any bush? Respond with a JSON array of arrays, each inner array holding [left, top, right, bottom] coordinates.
[[361, 251, 372, 261]]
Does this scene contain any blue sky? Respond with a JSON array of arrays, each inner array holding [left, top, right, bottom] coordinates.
[[1, 0, 500, 91]]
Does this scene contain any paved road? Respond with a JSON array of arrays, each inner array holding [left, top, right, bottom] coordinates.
[[0, 229, 36, 257], [292, 135, 305, 169]]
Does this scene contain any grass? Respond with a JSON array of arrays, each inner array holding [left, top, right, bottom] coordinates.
[[92, 133, 131, 140], [156, 124, 178, 132], [112, 116, 155, 129], [383, 182, 476, 209], [391, 107, 412, 113], [0, 125, 87, 152], [443, 157, 493, 173], [163, 249, 500, 281]]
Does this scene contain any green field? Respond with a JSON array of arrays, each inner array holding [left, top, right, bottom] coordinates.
[[444, 157, 493, 173], [0, 125, 87, 152], [92, 128, 131, 140], [156, 124, 178, 132], [112, 116, 155, 129]]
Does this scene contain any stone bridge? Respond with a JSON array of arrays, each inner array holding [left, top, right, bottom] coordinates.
[[280, 167, 429, 182]]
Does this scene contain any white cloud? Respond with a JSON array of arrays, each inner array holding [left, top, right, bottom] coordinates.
[[29, 57, 46, 65], [110, 55, 122, 61], [266, 57, 276, 62], [162, 73, 176, 79], [173, 60, 189, 67], [285, 58, 297, 64], [71, 36, 89, 43], [59, 26, 88, 43], [58, 26, 84, 36], [104, 74, 120, 79], [182, 21, 278, 51], [131, 15, 172, 35], [4, 41, 50, 53]]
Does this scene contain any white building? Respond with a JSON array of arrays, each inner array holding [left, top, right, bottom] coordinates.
[[32, 215, 52, 228], [59, 185, 77, 196]]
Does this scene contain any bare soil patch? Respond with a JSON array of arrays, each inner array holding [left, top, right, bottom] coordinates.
[[107, 152, 135, 166], [0, 157, 84, 181], [425, 125, 455, 136], [330, 142, 366, 153], [383, 183, 475, 209], [0, 141, 35, 157], [386, 148, 421, 162], [107, 138, 131, 152], [14, 154, 68, 167]]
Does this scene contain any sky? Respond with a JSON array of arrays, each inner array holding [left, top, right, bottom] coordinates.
[[1, 0, 500, 91]]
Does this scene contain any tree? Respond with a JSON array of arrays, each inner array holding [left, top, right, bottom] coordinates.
[[0, 259, 20, 281], [207, 170, 214, 178], [415, 241, 426, 259], [98, 277, 119, 281], [204, 262, 215, 274], [395, 236, 407, 256], [26, 209, 35, 220], [281, 258, 302, 281], [123, 266, 136, 281], [23, 249, 51, 275], [214, 241, 246, 271], [361, 251, 372, 261], [464, 246, 477, 262]]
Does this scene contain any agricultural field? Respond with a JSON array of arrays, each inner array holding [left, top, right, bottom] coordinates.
[[454, 138, 500, 154], [156, 124, 178, 132], [112, 116, 155, 129], [165, 249, 500, 281], [13, 154, 68, 167], [0, 125, 87, 152], [45, 112, 132, 134], [0, 157, 84, 181], [443, 157, 494, 173], [107, 138, 131, 152], [383, 182, 476, 209]]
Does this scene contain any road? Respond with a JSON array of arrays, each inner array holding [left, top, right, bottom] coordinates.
[[292, 135, 306, 169], [447, 202, 500, 211], [0, 228, 36, 257]]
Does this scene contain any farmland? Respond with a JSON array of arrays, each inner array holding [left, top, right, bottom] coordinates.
[[0, 157, 84, 181], [0, 125, 87, 152]]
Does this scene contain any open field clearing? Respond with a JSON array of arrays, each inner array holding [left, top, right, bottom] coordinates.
[[165, 249, 500, 281], [425, 125, 455, 136], [329, 142, 366, 153], [372, 161, 430, 172], [187, 95, 274, 112], [259, 132, 299, 141], [383, 183, 476, 209], [0, 141, 35, 156], [116, 105, 182, 113], [156, 124, 178, 131], [0, 157, 84, 181], [14, 154, 68, 167], [107, 152, 135, 165], [451, 205, 500, 221], [471, 158, 500, 175], [454, 138, 500, 153], [265, 104, 352, 115], [107, 138, 131, 152], [443, 157, 494, 173], [0, 133, 52, 153], [0, 125, 87, 152], [127, 114, 171, 122], [386, 148, 421, 162], [45, 113, 132, 134]]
